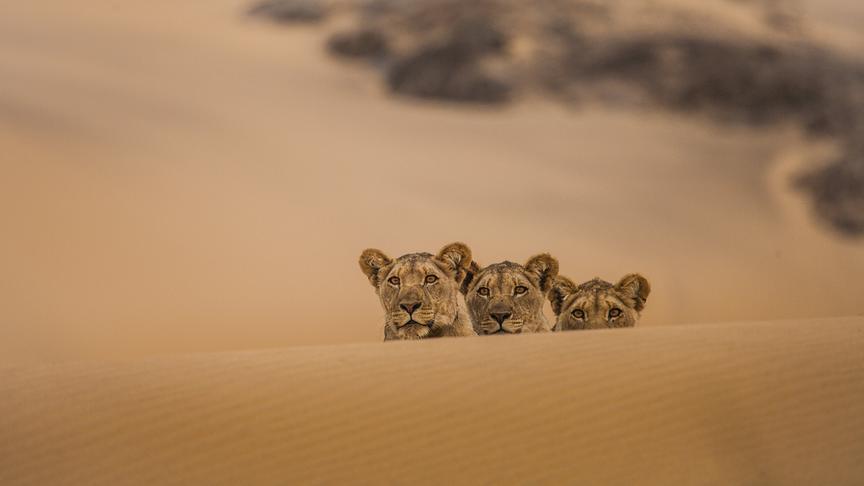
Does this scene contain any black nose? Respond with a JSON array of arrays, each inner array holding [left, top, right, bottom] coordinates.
[[400, 301, 422, 314], [490, 311, 512, 324]]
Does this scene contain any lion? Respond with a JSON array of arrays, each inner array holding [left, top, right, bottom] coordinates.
[[548, 274, 651, 331], [359, 242, 477, 341], [460, 254, 559, 335]]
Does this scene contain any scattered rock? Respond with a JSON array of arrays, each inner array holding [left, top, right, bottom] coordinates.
[[387, 43, 511, 103], [796, 154, 864, 236], [249, 0, 864, 235], [558, 37, 834, 125], [248, 0, 325, 23], [447, 18, 508, 56], [328, 29, 390, 59]]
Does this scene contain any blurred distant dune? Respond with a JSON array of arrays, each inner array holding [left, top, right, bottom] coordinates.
[[1, 0, 864, 362], [255, 0, 864, 233]]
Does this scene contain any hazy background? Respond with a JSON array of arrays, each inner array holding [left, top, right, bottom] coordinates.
[[2, 0, 864, 363]]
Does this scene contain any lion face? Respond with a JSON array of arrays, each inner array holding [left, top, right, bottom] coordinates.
[[549, 274, 650, 331], [359, 243, 473, 340], [462, 254, 558, 335]]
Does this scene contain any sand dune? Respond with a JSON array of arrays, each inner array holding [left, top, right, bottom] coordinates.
[[1, 317, 862, 484], [2, 0, 864, 363], [3, 2, 863, 482]]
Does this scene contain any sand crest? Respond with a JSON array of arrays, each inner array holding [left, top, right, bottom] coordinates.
[[1, 317, 862, 484]]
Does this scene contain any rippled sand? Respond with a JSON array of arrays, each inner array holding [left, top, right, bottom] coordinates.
[[2, 317, 863, 484]]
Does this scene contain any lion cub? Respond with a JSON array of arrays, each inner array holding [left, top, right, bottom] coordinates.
[[461, 254, 559, 335], [359, 242, 477, 341], [549, 274, 650, 331]]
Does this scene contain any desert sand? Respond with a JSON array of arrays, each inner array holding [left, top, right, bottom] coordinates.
[[1, 0, 863, 362], [2, 317, 863, 484], [2, 2, 864, 482]]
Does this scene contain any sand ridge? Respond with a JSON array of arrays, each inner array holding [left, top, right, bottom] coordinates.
[[1, 317, 863, 484]]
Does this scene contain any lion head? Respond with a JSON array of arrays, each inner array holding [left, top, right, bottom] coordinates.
[[549, 274, 651, 331], [359, 242, 476, 340], [461, 254, 559, 335]]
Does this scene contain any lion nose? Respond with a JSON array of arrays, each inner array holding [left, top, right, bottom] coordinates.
[[490, 311, 512, 324], [400, 301, 422, 314]]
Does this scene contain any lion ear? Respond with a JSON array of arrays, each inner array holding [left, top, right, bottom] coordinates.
[[359, 249, 393, 287], [615, 274, 650, 312], [435, 242, 473, 284], [524, 253, 559, 294], [460, 260, 482, 295], [548, 276, 577, 315]]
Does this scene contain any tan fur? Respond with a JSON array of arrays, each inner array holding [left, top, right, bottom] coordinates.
[[359, 243, 477, 341], [461, 254, 559, 335], [549, 274, 651, 331]]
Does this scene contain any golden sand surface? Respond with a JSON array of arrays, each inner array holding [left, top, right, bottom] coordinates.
[[1, 317, 862, 484], [1, 0, 864, 362]]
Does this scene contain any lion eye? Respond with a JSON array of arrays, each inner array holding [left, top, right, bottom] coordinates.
[[572, 309, 585, 319], [388, 276, 400, 286], [514, 286, 528, 295], [609, 308, 622, 319], [425, 275, 438, 284], [478, 287, 490, 297]]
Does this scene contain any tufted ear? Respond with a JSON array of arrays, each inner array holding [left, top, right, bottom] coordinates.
[[435, 242, 473, 285], [524, 253, 559, 294], [615, 274, 651, 312], [548, 276, 577, 316], [359, 248, 393, 287], [460, 260, 482, 295]]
